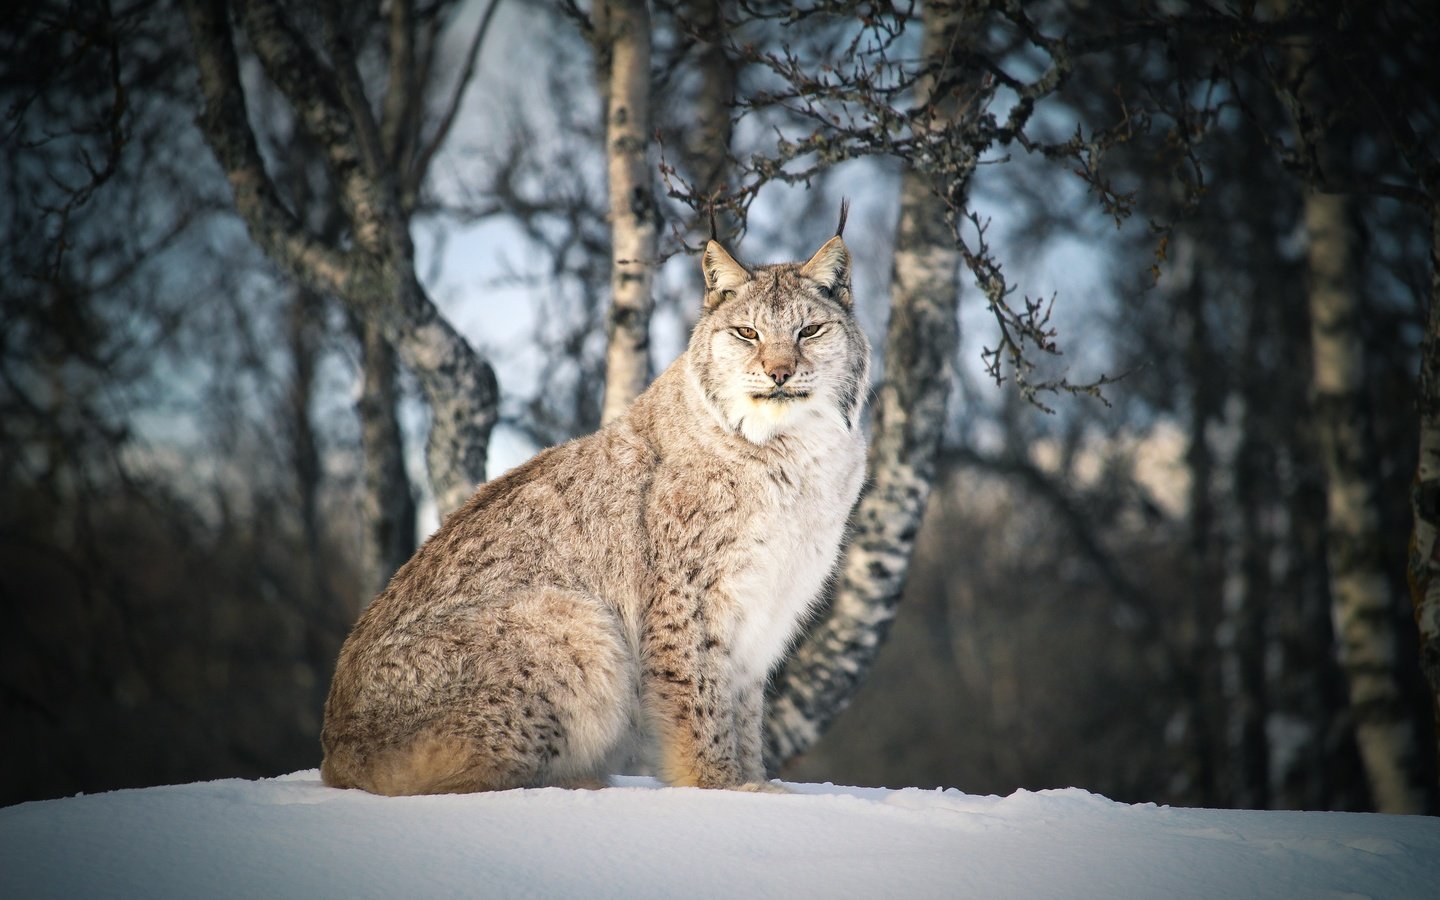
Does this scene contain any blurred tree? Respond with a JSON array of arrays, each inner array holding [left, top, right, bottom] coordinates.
[[675, 0, 737, 212], [180, 0, 500, 516], [0, 0, 363, 803], [265, 120, 405, 602], [1041, 0, 1436, 809], [353, 312, 416, 598], [1213, 0, 1439, 808], [1305, 187, 1426, 812], [0, 0, 515, 801], [590, 0, 660, 423]]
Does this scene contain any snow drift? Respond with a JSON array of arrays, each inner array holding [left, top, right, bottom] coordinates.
[[3, 771, 1438, 898]]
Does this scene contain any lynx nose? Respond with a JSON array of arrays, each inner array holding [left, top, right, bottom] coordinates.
[[768, 363, 793, 386]]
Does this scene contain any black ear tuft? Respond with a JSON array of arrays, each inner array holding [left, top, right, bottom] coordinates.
[[835, 198, 849, 238], [708, 200, 718, 243]]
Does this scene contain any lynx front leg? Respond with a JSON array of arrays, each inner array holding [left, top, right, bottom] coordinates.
[[640, 585, 742, 789], [731, 678, 787, 793], [733, 677, 769, 785]]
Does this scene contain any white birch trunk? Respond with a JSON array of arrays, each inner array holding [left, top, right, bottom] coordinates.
[[1306, 190, 1426, 813], [598, 0, 657, 424]]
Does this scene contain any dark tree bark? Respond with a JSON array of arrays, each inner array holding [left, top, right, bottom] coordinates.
[[287, 285, 324, 569], [1408, 211, 1440, 794], [1226, 293, 1272, 810], [1164, 242, 1223, 807], [354, 317, 416, 599]]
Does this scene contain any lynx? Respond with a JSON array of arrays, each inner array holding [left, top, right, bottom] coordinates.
[[321, 209, 870, 795]]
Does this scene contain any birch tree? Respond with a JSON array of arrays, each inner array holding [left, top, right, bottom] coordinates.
[[304, 0, 514, 588], [1241, 2, 1440, 804], [1006, 0, 1440, 806], [1305, 190, 1426, 812], [269, 114, 416, 598], [181, 0, 500, 517], [594, 0, 659, 423]]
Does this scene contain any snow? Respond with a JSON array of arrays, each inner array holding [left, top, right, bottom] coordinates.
[[3, 772, 1438, 899]]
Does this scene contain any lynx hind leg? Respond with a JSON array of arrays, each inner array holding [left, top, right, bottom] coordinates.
[[326, 589, 633, 796]]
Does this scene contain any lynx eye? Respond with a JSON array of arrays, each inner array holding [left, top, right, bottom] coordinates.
[[798, 323, 821, 339], [734, 326, 759, 340]]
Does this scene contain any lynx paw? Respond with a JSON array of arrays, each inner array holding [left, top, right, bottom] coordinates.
[[735, 780, 791, 794], [555, 776, 610, 790]]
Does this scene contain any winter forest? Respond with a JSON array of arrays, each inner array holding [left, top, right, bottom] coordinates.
[[3, 0, 1438, 817]]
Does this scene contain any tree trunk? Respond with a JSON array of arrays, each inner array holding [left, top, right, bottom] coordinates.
[[682, 0, 736, 203], [1224, 299, 1272, 809], [182, 0, 497, 518], [1172, 243, 1223, 807], [287, 289, 325, 569], [764, 2, 967, 768], [598, 0, 658, 424], [1270, 222, 1350, 811], [1307, 190, 1427, 813], [1277, 434, 1355, 810], [354, 317, 416, 600], [1410, 208, 1440, 794]]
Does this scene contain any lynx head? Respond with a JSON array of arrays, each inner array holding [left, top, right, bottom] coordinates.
[[688, 208, 871, 445]]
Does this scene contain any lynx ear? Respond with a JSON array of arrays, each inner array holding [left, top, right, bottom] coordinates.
[[702, 240, 751, 309], [800, 235, 853, 306]]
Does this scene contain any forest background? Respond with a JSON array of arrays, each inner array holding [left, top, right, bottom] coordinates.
[[4, 0, 1439, 816]]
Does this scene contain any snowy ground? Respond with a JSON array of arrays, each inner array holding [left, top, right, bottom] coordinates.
[[3, 771, 1438, 899]]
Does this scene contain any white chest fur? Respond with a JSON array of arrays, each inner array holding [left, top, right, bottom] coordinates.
[[721, 422, 866, 687]]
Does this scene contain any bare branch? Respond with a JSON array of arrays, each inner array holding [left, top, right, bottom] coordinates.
[[232, 0, 400, 255], [409, 0, 506, 198], [181, 0, 353, 295], [317, 1, 391, 184], [380, 0, 418, 174]]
